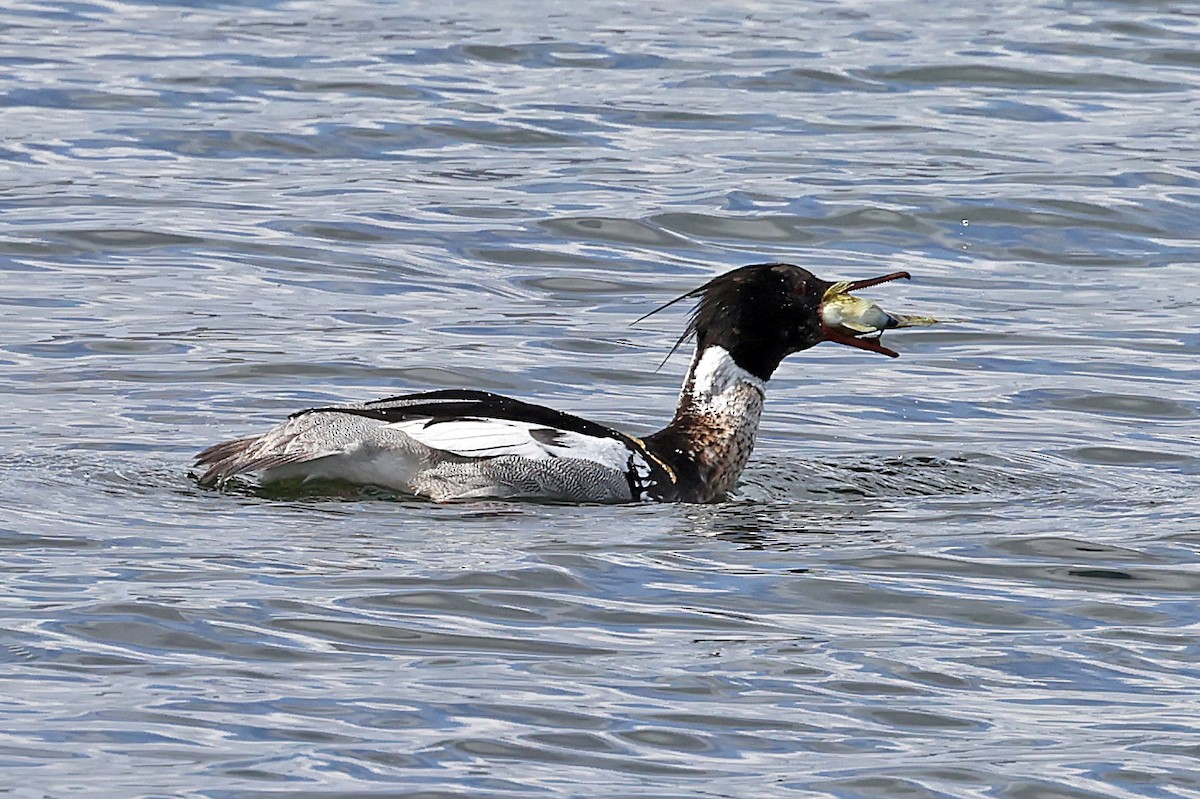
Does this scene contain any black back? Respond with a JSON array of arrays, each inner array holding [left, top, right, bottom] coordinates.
[[298, 389, 632, 442]]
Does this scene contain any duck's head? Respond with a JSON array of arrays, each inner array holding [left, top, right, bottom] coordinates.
[[644, 262, 937, 381]]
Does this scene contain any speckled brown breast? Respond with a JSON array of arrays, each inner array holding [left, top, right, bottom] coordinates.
[[645, 382, 764, 503]]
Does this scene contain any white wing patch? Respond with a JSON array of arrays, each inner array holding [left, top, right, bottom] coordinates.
[[391, 416, 631, 470]]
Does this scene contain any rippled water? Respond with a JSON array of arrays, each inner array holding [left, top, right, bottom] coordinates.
[[3, 0, 1200, 796]]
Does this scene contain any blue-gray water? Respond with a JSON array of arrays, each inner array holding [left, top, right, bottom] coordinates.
[[3, 1, 1200, 796]]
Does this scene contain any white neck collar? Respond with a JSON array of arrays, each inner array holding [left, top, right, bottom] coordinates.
[[687, 345, 766, 402]]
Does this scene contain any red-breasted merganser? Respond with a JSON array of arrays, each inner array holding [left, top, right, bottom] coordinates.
[[196, 263, 935, 503]]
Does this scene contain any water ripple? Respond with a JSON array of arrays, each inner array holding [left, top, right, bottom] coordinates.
[[2, 0, 1200, 796]]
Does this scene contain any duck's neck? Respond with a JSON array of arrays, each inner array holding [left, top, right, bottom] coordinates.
[[646, 344, 767, 502]]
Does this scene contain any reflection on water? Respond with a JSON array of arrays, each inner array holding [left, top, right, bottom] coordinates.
[[2, 0, 1200, 796]]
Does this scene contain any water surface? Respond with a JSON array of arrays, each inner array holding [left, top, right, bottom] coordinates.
[[2, 0, 1200, 796]]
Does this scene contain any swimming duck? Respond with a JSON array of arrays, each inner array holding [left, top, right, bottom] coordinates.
[[195, 263, 934, 502]]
